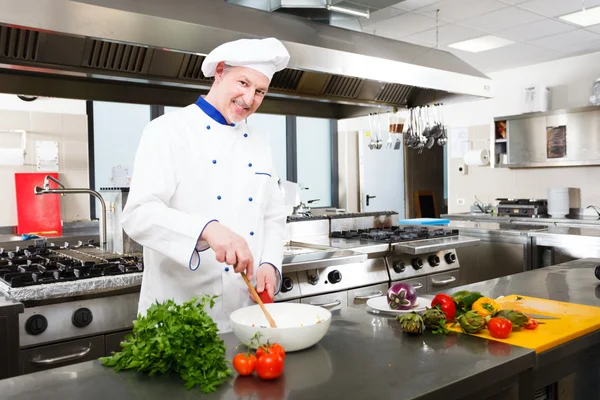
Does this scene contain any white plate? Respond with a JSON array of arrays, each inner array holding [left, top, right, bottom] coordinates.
[[366, 296, 428, 315]]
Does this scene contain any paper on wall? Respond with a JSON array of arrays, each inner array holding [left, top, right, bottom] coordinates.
[[450, 127, 469, 159], [110, 165, 130, 187], [36, 140, 59, 171]]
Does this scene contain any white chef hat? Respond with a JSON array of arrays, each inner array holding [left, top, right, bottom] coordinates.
[[201, 37, 290, 81]]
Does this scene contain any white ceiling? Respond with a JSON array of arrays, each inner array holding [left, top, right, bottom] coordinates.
[[358, 0, 600, 73]]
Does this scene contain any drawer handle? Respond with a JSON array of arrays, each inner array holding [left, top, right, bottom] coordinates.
[[431, 277, 456, 286], [310, 300, 341, 308], [30, 345, 91, 365], [411, 283, 424, 290], [354, 291, 383, 300]]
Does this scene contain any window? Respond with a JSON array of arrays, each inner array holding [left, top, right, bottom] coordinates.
[[90, 101, 338, 213], [92, 102, 150, 192], [90, 101, 151, 218], [296, 117, 333, 208], [246, 113, 287, 181], [164, 106, 182, 114]]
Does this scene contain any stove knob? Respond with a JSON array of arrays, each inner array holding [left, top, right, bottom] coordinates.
[[72, 308, 93, 328], [327, 270, 342, 284], [445, 253, 457, 264], [411, 258, 423, 270], [393, 260, 405, 273], [428, 255, 440, 267], [281, 277, 294, 293], [25, 314, 48, 335]]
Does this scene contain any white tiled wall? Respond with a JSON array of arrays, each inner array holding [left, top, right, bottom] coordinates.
[[444, 50, 600, 213], [0, 109, 89, 227]]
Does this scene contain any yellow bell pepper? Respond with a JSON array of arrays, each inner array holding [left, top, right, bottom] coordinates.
[[471, 297, 502, 318]]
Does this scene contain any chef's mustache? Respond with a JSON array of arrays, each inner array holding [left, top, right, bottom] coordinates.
[[233, 98, 251, 110]]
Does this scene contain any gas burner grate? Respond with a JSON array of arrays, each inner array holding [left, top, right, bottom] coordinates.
[[0, 244, 144, 288], [332, 226, 459, 243]]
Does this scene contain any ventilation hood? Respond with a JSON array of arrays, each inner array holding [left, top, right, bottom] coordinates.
[[0, 0, 493, 119]]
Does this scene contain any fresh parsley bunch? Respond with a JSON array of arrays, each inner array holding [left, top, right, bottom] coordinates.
[[100, 295, 233, 392]]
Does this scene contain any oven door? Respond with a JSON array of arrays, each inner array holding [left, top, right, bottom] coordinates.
[[427, 269, 460, 293], [19, 335, 105, 375], [347, 283, 388, 309]]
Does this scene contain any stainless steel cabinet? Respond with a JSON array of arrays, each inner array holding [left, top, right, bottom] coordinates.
[[427, 270, 460, 293], [347, 283, 389, 309], [456, 240, 527, 284], [301, 292, 347, 311], [19, 335, 105, 374]]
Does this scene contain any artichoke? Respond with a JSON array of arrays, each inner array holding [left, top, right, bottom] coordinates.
[[422, 308, 447, 329], [397, 312, 425, 335], [492, 310, 529, 329], [458, 310, 485, 334]]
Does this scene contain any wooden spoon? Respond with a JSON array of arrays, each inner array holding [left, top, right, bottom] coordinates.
[[241, 272, 277, 328]]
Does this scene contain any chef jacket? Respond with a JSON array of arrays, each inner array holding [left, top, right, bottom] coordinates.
[[121, 96, 286, 333]]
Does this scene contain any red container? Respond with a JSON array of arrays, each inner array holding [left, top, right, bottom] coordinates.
[[14, 172, 62, 236]]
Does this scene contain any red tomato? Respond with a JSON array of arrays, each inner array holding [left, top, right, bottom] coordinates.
[[256, 343, 286, 361], [233, 353, 257, 376], [255, 353, 284, 380], [524, 317, 539, 330], [487, 317, 512, 339], [431, 293, 457, 321]]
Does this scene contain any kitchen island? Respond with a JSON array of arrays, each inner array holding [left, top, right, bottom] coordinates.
[[1, 259, 600, 400]]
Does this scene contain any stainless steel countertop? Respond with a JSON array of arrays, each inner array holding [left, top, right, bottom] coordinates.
[[3, 258, 600, 399], [292, 237, 391, 256], [0, 308, 535, 400], [444, 213, 600, 227]]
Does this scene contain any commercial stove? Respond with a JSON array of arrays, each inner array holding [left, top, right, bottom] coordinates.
[[276, 213, 480, 311], [0, 239, 142, 377]]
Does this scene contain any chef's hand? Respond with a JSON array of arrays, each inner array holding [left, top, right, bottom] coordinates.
[[201, 222, 254, 278], [251, 263, 277, 301]]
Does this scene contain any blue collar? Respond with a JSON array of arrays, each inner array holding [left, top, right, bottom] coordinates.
[[195, 96, 234, 126]]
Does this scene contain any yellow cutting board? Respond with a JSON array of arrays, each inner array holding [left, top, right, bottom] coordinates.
[[448, 294, 600, 353]]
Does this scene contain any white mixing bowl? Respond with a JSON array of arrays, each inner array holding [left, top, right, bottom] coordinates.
[[229, 303, 332, 352]]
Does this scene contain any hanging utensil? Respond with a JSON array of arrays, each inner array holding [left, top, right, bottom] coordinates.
[[415, 107, 425, 153], [241, 271, 277, 328], [394, 113, 403, 150], [437, 104, 448, 146]]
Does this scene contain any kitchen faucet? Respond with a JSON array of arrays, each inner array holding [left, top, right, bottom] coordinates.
[[34, 175, 107, 251]]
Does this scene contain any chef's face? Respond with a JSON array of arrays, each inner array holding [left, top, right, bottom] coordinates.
[[213, 62, 270, 123]]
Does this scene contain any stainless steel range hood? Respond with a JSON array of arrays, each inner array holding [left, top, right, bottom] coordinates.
[[0, 0, 493, 119]]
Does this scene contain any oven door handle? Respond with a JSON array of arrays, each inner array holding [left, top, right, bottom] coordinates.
[[30, 345, 91, 365], [431, 276, 457, 286], [354, 291, 383, 300], [310, 300, 341, 308]]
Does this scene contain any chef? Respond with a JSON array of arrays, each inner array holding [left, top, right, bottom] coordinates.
[[121, 37, 290, 332]]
